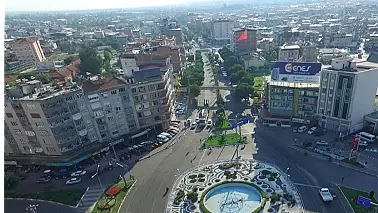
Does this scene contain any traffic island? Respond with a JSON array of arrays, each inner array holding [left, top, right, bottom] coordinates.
[[92, 180, 135, 213], [166, 160, 304, 213], [339, 185, 377, 213], [5, 188, 87, 206], [201, 133, 244, 148]]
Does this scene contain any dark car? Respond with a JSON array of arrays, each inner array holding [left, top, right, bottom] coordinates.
[[36, 177, 52, 184], [18, 175, 27, 181]]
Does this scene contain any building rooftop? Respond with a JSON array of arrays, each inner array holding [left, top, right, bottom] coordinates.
[[365, 111, 378, 120], [16, 86, 82, 101], [82, 77, 128, 93], [280, 45, 300, 50]]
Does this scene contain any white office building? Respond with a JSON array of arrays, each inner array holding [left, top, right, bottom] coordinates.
[[278, 44, 300, 61], [211, 20, 234, 44], [317, 57, 378, 133]]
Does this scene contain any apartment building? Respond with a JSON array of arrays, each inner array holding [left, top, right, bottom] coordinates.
[[146, 45, 184, 73], [8, 38, 46, 66], [317, 58, 378, 133], [4, 80, 99, 162], [82, 77, 140, 144], [166, 28, 183, 45], [231, 27, 257, 55], [121, 56, 175, 130], [278, 44, 300, 61], [211, 20, 234, 44]]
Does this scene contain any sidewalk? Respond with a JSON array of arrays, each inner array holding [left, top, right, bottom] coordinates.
[[77, 187, 104, 213]]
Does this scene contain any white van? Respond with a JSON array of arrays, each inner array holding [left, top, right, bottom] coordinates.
[[356, 132, 376, 143], [298, 126, 308, 133]]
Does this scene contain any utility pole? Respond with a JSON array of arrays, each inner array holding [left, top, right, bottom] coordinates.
[[109, 143, 119, 162]]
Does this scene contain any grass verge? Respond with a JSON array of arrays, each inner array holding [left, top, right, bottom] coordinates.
[[339, 185, 377, 213], [203, 133, 244, 148], [92, 180, 135, 213], [5, 188, 86, 206], [342, 159, 364, 168]]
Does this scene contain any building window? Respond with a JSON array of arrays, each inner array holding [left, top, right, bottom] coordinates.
[[66, 96, 73, 101], [10, 121, 18, 126], [115, 107, 121, 111], [128, 124, 136, 129], [35, 122, 44, 127], [25, 131, 36, 136], [23, 146, 30, 151], [111, 90, 117, 95], [26, 104, 36, 109], [14, 129, 22, 135], [30, 113, 41, 118], [112, 131, 118, 135], [101, 133, 107, 138], [108, 116, 114, 121], [131, 88, 137, 93], [46, 147, 56, 152], [6, 113, 13, 118], [38, 130, 49, 136], [119, 88, 126, 92]]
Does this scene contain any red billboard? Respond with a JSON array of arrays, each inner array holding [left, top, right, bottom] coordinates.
[[352, 135, 360, 151]]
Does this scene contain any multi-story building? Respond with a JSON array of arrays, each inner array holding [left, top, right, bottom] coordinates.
[[267, 81, 319, 120], [5, 80, 99, 164], [146, 45, 184, 73], [8, 38, 46, 66], [317, 57, 378, 133], [211, 20, 234, 45], [166, 28, 183, 45], [278, 44, 300, 61], [82, 77, 139, 144], [231, 27, 257, 56]]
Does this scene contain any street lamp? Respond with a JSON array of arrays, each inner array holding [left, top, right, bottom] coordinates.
[[115, 162, 129, 186], [96, 165, 104, 191], [26, 204, 38, 213]]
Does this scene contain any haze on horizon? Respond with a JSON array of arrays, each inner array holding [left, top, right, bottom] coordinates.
[[4, 0, 207, 12]]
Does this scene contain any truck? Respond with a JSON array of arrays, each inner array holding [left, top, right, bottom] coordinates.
[[319, 188, 334, 202]]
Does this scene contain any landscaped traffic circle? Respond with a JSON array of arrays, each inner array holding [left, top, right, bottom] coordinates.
[[166, 160, 304, 213]]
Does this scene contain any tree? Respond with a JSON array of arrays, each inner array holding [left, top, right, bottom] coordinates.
[[79, 48, 103, 76], [369, 191, 375, 199], [63, 56, 75, 65], [103, 50, 112, 63], [240, 74, 254, 85], [188, 84, 201, 98], [216, 90, 225, 106], [230, 70, 247, 84], [187, 55, 194, 62], [35, 73, 51, 84], [219, 134, 226, 146], [231, 64, 243, 73], [234, 83, 254, 100], [5, 173, 19, 190], [214, 54, 219, 62]]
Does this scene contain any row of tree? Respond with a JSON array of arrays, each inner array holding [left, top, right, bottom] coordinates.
[[79, 48, 117, 77], [180, 51, 204, 100]]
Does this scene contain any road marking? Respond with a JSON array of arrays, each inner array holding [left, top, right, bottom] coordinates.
[[198, 150, 206, 166], [292, 183, 322, 188]]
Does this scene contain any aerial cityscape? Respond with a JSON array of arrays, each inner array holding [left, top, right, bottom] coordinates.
[[3, 0, 378, 213]]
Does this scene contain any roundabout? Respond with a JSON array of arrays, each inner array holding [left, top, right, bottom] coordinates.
[[166, 160, 304, 213]]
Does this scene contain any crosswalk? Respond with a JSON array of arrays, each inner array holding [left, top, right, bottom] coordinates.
[[76, 187, 104, 213]]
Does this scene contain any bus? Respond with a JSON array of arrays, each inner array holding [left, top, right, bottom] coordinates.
[[198, 109, 208, 127]]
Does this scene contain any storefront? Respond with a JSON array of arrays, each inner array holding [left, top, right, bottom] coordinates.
[[46, 153, 92, 167]]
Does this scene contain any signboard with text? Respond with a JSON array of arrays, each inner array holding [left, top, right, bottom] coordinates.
[[271, 61, 322, 83], [352, 135, 360, 151]]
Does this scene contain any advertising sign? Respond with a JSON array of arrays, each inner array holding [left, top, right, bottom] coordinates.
[[271, 62, 322, 83], [352, 135, 360, 151]]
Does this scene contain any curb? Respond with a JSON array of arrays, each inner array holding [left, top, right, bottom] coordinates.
[[337, 185, 356, 213], [117, 180, 137, 213], [75, 187, 90, 208], [5, 197, 76, 208], [291, 145, 378, 177]]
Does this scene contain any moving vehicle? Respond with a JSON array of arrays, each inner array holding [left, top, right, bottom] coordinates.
[[71, 170, 87, 177], [66, 177, 81, 185], [298, 126, 308, 133], [198, 109, 208, 127], [316, 140, 329, 146], [319, 188, 334, 202], [169, 126, 180, 132], [207, 119, 212, 127], [36, 177, 52, 184], [307, 127, 317, 135]]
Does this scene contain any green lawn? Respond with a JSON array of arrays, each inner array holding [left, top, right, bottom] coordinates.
[[339, 185, 377, 213], [203, 133, 244, 148], [214, 119, 232, 130], [92, 180, 135, 213], [253, 76, 264, 89], [5, 188, 86, 206]]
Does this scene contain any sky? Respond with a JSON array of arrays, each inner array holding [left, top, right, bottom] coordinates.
[[4, 0, 194, 12]]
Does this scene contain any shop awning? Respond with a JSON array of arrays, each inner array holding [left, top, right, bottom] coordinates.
[[131, 129, 151, 139]]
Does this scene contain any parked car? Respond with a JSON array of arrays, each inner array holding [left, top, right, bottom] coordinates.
[[316, 140, 329, 146], [167, 129, 179, 135], [71, 170, 87, 177], [169, 126, 180, 132], [157, 135, 169, 142], [190, 122, 197, 129], [18, 174, 27, 181], [207, 119, 213, 127], [160, 132, 173, 139], [308, 127, 317, 135], [66, 177, 81, 185], [36, 177, 52, 184], [359, 140, 369, 147]]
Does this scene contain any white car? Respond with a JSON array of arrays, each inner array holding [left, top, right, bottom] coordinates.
[[190, 122, 197, 129], [169, 126, 180, 132], [160, 132, 173, 139], [195, 117, 200, 123], [316, 140, 329, 146], [71, 170, 87, 177], [359, 140, 368, 147], [157, 135, 169, 142], [66, 177, 81, 185], [308, 127, 317, 135], [207, 119, 212, 126]]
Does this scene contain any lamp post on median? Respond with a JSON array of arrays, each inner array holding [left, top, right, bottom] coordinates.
[[96, 165, 104, 191], [116, 162, 129, 186]]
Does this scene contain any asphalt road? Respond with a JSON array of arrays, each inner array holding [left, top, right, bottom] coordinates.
[[5, 199, 75, 213]]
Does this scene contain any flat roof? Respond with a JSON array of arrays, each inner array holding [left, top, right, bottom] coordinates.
[[365, 111, 378, 120], [280, 45, 300, 50]]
